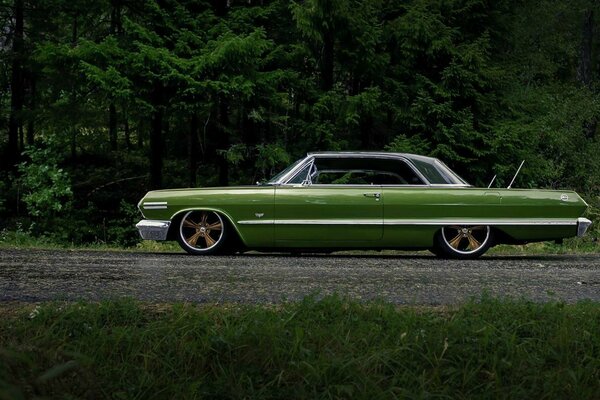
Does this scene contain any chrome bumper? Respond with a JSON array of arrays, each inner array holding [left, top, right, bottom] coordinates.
[[577, 217, 592, 237], [136, 220, 171, 240]]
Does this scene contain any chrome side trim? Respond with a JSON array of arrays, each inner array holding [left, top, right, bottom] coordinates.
[[237, 218, 580, 226], [238, 219, 379, 225], [143, 201, 168, 210], [384, 219, 578, 226], [577, 217, 592, 237], [136, 219, 171, 240], [238, 220, 274, 225]]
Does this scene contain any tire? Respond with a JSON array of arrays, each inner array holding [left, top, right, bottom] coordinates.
[[177, 210, 227, 255], [429, 245, 443, 257], [435, 225, 492, 259]]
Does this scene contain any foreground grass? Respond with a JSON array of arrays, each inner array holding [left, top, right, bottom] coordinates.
[[0, 297, 598, 399]]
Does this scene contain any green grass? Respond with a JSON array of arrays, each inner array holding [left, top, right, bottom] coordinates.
[[1, 296, 598, 399], [0, 229, 183, 253], [488, 236, 600, 255], [1, 228, 599, 255]]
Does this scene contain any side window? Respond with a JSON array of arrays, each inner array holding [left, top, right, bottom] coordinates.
[[310, 157, 425, 185], [315, 171, 405, 185], [316, 172, 368, 185], [390, 160, 424, 185]]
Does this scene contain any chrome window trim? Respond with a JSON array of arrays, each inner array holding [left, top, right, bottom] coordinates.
[[380, 184, 471, 188], [277, 153, 432, 186], [272, 155, 314, 185]]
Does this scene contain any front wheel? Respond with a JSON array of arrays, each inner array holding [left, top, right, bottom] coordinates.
[[435, 225, 492, 259], [177, 210, 227, 255]]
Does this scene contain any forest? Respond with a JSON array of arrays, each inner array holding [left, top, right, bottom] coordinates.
[[0, 0, 599, 246]]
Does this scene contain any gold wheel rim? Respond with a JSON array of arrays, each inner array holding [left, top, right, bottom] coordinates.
[[442, 225, 490, 255], [180, 211, 224, 251]]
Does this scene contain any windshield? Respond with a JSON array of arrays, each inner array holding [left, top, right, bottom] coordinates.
[[267, 157, 306, 184]]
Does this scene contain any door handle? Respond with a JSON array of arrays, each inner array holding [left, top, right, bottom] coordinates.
[[363, 192, 381, 200]]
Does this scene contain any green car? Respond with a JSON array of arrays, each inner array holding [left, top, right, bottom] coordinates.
[[136, 152, 592, 259]]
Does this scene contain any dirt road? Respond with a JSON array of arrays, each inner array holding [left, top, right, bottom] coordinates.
[[0, 249, 598, 304]]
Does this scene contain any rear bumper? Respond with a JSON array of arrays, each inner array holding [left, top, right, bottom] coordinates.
[[577, 217, 592, 237], [136, 219, 171, 240]]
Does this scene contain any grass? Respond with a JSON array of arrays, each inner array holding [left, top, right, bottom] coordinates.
[[0, 296, 599, 399], [3, 229, 599, 256], [0, 229, 183, 253], [488, 236, 600, 255]]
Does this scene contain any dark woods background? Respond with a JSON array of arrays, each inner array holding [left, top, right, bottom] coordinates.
[[0, 0, 599, 245]]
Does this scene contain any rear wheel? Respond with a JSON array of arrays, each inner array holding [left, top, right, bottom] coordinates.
[[177, 210, 227, 255], [435, 225, 492, 259]]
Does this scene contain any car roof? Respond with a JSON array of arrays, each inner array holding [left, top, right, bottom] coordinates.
[[307, 151, 437, 163]]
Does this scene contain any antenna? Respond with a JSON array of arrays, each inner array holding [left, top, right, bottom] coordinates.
[[507, 160, 525, 189], [487, 174, 496, 189]]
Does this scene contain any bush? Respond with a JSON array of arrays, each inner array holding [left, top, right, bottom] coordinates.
[[17, 141, 72, 219]]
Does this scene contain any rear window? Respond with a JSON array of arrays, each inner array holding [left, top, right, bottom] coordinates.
[[410, 158, 468, 185]]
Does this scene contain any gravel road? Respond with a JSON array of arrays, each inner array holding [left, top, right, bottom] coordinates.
[[0, 249, 599, 305]]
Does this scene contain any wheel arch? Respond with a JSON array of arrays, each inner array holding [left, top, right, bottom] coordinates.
[[167, 208, 246, 246]]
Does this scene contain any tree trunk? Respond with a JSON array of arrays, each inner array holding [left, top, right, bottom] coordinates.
[[188, 115, 199, 187], [108, 2, 121, 151], [242, 105, 258, 146], [72, 13, 78, 46], [124, 116, 132, 150], [577, 9, 596, 139], [109, 103, 117, 150], [212, 0, 228, 16], [18, 124, 23, 151], [71, 130, 77, 159], [150, 87, 164, 189], [110, 0, 122, 35], [6, 0, 24, 167], [218, 99, 229, 186], [577, 9, 593, 88], [137, 118, 144, 148], [27, 75, 35, 145], [69, 13, 78, 159], [360, 114, 373, 149], [321, 29, 334, 91]]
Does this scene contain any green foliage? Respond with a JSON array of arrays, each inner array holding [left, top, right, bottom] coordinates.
[[255, 143, 291, 177], [385, 134, 431, 154], [106, 200, 143, 247], [0, 296, 599, 398], [17, 141, 72, 219]]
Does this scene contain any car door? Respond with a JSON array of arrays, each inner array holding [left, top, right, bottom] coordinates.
[[273, 184, 383, 245]]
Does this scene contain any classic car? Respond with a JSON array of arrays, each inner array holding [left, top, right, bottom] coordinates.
[[136, 152, 592, 259]]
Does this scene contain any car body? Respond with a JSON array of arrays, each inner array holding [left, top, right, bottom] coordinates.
[[136, 152, 592, 258]]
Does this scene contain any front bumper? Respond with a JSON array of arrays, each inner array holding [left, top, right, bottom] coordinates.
[[577, 217, 592, 237], [136, 219, 171, 240]]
